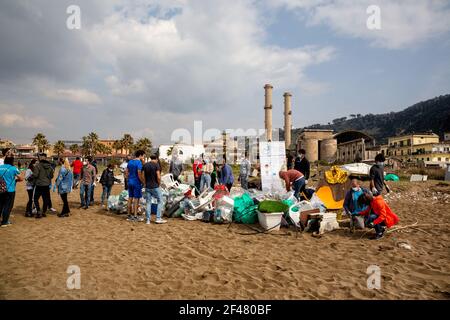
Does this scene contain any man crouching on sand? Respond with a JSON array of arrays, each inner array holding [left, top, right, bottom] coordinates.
[[357, 191, 399, 240]]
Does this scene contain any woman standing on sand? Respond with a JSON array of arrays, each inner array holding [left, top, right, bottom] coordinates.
[[53, 158, 73, 218], [25, 159, 37, 217]]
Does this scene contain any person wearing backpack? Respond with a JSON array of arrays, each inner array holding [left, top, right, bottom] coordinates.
[[0, 156, 23, 227], [53, 158, 73, 217], [32, 153, 54, 219], [24, 159, 37, 217], [100, 164, 121, 208]]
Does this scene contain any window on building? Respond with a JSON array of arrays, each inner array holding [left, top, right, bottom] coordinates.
[[401, 150, 403, 156], [427, 158, 430, 161], [438, 157, 441, 161]]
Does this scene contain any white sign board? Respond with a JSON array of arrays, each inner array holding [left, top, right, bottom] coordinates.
[[259, 141, 286, 193]]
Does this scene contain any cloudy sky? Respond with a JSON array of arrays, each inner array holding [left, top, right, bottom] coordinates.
[[1, 0, 450, 145]]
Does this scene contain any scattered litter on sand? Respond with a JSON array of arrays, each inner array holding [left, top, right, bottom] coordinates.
[[397, 242, 412, 250]]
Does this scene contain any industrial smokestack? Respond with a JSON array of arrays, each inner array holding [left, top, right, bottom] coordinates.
[[284, 92, 292, 149], [264, 84, 273, 141]]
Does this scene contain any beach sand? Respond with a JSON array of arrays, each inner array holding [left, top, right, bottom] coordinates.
[[0, 181, 449, 300]]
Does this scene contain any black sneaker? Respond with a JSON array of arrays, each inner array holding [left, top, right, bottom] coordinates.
[[375, 227, 386, 240]]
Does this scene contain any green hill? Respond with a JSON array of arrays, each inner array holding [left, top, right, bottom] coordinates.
[[301, 94, 450, 144]]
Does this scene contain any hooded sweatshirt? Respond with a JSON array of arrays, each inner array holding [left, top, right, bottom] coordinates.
[[32, 160, 54, 187]]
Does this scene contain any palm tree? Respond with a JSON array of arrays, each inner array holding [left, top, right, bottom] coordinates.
[[70, 144, 80, 155], [120, 134, 134, 155], [133, 138, 152, 156], [98, 143, 112, 155], [32, 133, 50, 153], [81, 132, 101, 156], [112, 140, 122, 155], [53, 140, 66, 157], [166, 146, 174, 157]]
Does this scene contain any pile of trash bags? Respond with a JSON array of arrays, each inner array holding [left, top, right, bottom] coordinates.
[[106, 173, 328, 231], [107, 190, 130, 214]]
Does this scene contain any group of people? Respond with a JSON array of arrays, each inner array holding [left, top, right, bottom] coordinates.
[[280, 151, 399, 240], [188, 154, 253, 195], [119, 150, 167, 225], [342, 153, 399, 240], [0, 149, 125, 227], [1, 146, 399, 239], [279, 149, 311, 199]]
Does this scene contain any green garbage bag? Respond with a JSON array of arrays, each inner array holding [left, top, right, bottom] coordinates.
[[385, 174, 399, 181], [233, 193, 258, 224], [281, 199, 297, 211]]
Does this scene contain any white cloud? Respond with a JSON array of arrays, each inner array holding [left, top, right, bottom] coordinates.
[[0, 113, 53, 129], [86, 0, 335, 114], [271, 0, 450, 49], [44, 88, 102, 104]]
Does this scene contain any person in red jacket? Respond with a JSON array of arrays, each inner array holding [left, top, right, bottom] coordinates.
[[71, 157, 83, 189], [193, 158, 203, 196], [357, 191, 400, 239]]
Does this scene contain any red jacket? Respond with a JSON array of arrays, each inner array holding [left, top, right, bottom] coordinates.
[[359, 195, 399, 228], [71, 159, 83, 175], [193, 160, 203, 178], [279, 169, 303, 192]]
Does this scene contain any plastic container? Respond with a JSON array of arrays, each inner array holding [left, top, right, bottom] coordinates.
[[288, 204, 300, 225], [257, 211, 283, 232], [220, 196, 234, 207], [319, 212, 340, 234]]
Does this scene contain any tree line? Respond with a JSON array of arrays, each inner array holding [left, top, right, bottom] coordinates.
[[32, 132, 152, 158]]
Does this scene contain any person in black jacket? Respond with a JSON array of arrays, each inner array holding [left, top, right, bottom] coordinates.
[[32, 153, 54, 218], [294, 149, 310, 181], [90, 159, 98, 204], [100, 164, 121, 208]]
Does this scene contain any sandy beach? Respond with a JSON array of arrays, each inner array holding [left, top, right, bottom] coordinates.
[[0, 181, 449, 300]]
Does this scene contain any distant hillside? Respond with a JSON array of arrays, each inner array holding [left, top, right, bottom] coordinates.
[[302, 94, 450, 144]]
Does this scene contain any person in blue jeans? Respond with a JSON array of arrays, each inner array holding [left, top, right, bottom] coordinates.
[[279, 169, 305, 200], [143, 154, 167, 225], [126, 150, 145, 222], [79, 157, 96, 210], [0, 156, 23, 227]]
